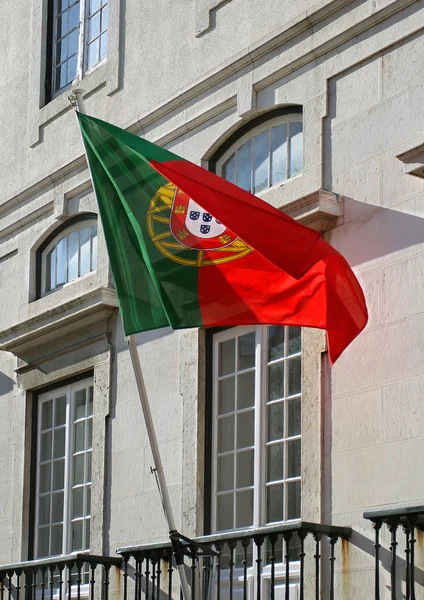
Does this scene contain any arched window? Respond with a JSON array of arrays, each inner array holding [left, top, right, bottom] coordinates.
[[39, 215, 98, 296], [214, 108, 303, 194]]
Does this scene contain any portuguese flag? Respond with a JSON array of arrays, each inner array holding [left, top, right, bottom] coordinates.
[[78, 113, 367, 363]]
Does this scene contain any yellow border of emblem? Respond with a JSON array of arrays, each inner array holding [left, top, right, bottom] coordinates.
[[146, 183, 252, 267]]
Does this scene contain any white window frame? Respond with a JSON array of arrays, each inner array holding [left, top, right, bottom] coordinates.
[[211, 325, 302, 534], [51, 0, 108, 98], [34, 377, 93, 559], [216, 114, 303, 196], [40, 218, 98, 296]]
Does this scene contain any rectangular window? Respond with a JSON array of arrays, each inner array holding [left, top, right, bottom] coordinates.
[[47, 0, 108, 99], [35, 378, 93, 558], [212, 326, 301, 533]]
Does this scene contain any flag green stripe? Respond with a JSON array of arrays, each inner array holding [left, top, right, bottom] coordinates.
[[78, 113, 203, 335]]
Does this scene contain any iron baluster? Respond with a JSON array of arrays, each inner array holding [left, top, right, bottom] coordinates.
[[6, 571, 12, 600], [283, 532, 292, 600], [228, 541, 236, 600], [40, 567, 46, 600], [58, 565, 64, 600], [408, 516, 417, 600], [151, 556, 157, 600], [190, 548, 196, 600], [298, 531, 306, 600], [15, 569, 22, 600], [328, 536, 337, 600], [89, 563, 96, 600], [103, 565, 111, 600], [388, 518, 399, 600], [166, 551, 173, 600], [268, 534, 277, 600], [241, 538, 250, 600], [313, 534, 321, 600], [254, 536, 263, 600], [372, 520, 382, 600], [48, 565, 55, 600], [0, 572, 4, 600], [76, 560, 83, 600], [403, 523, 411, 600], [215, 542, 222, 600], [145, 555, 150, 600]]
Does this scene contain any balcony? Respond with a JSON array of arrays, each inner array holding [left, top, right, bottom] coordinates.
[[117, 521, 351, 599], [364, 504, 424, 600]]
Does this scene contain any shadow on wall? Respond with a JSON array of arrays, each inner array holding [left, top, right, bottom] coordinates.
[[330, 196, 424, 268], [0, 371, 14, 397], [350, 529, 424, 597]]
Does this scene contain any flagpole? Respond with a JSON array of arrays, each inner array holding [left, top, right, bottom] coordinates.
[[70, 89, 191, 600]]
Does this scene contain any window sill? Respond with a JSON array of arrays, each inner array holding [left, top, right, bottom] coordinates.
[[0, 286, 118, 364], [396, 144, 424, 179], [268, 188, 343, 232]]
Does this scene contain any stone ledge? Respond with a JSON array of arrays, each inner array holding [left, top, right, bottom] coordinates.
[[280, 189, 342, 231], [0, 286, 118, 360], [396, 143, 424, 179]]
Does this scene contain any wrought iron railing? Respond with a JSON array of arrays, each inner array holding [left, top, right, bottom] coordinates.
[[364, 504, 424, 600], [0, 554, 122, 600], [117, 521, 351, 600]]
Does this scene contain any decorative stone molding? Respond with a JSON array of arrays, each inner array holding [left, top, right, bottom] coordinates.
[[396, 144, 424, 179], [195, 0, 233, 37], [0, 286, 118, 362]]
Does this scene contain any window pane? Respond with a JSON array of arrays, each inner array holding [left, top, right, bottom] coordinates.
[[218, 338, 235, 376], [85, 519, 91, 549], [287, 439, 301, 478], [37, 527, 50, 558], [90, 0, 101, 13], [236, 490, 253, 528], [288, 327, 301, 355], [267, 402, 284, 442], [53, 428, 65, 459], [289, 122, 303, 176], [267, 485, 283, 523], [75, 388, 86, 420], [88, 11, 100, 40], [68, 53, 78, 82], [72, 487, 84, 518], [51, 523, 63, 555], [38, 495, 51, 526], [39, 463, 51, 494], [288, 357, 301, 396], [74, 454, 85, 485], [268, 326, 285, 361], [223, 154, 236, 184], [69, 2, 80, 30], [51, 493, 64, 523], [86, 487, 91, 515], [57, 0, 69, 11], [237, 371, 255, 409], [100, 32, 107, 60], [56, 237, 67, 285], [271, 124, 287, 184], [268, 362, 284, 401], [253, 130, 269, 193], [236, 410, 254, 449], [69, 28, 79, 56], [218, 377, 235, 414], [41, 431, 52, 462], [287, 481, 301, 519], [238, 332, 255, 370], [47, 248, 56, 291], [217, 454, 234, 492], [236, 450, 254, 488], [79, 226, 91, 275], [86, 452, 92, 480], [217, 415, 234, 453], [237, 141, 252, 192], [68, 230, 79, 282], [52, 460, 65, 490], [87, 38, 99, 69], [216, 494, 233, 531], [87, 420, 93, 449], [267, 443, 283, 482], [57, 38, 67, 63], [57, 12, 68, 38], [54, 396, 66, 427], [41, 400, 53, 430], [56, 65, 66, 92], [87, 386, 94, 416], [101, 5, 108, 31], [71, 521, 83, 551], [287, 397, 301, 437], [91, 226, 98, 270], [74, 421, 86, 453]]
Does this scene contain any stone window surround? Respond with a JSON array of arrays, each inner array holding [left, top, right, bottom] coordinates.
[[28, 0, 121, 149]]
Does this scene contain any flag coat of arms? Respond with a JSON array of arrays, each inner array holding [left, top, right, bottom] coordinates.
[[77, 113, 368, 363]]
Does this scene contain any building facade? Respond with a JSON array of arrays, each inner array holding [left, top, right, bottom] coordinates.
[[1, 0, 424, 597]]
